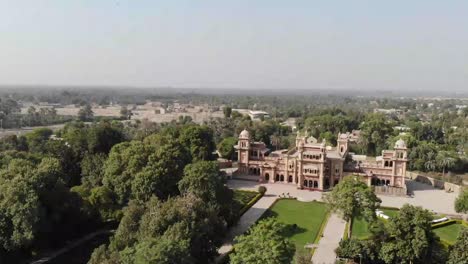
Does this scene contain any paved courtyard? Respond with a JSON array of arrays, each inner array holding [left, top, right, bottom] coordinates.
[[227, 179, 461, 215]]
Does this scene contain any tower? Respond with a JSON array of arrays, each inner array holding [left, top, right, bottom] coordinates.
[[237, 130, 251, 172], [392, 138, 408, 186], [337, 133, 348, 157]]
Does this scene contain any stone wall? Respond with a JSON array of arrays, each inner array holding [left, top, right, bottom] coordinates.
[[407, 171, 462, 194], [374, 185, 407, 196]]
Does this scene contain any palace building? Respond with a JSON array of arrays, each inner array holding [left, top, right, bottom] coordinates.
[[234, 129, 408, 191]]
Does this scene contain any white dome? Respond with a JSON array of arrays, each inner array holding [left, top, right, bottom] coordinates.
[[239, 129, 250, 139], [395, 138, 406, 149]]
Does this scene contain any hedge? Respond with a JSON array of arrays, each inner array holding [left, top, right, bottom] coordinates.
[[431, 220, 458, 229], [238, 192, 264, 217]]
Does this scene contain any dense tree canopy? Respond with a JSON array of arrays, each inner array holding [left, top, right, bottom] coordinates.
[[230, 217, 295, 264]]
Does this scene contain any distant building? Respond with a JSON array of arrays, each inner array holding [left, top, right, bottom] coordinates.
[[235, 130, 407, 191], [248, 110, 270, 120]]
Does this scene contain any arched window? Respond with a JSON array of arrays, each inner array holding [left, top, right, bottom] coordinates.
[[385, 161, 389, 167], [275, 174, 280, 181], [389, 161, 393, 167], [308, 180, 313, 188], [303, 180, 308, 187], [314, 181, 318, 188]]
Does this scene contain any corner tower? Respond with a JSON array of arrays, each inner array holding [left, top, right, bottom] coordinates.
[[237, 130, 251, 172]]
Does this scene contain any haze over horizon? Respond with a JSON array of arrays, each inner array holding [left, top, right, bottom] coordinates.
[[1, 1, 467, 92]]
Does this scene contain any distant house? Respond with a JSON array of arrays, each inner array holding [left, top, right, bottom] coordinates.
[[248, 110, 270, 120]]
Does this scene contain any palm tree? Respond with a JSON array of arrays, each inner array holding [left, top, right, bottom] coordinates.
[[436, 151, 456, 180], [424, 152, 437, 172]]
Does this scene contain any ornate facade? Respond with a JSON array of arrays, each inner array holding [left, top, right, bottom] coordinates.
[[235, 129, 407, 191]]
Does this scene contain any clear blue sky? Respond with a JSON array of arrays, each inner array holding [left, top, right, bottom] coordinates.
[[1, 0, 467, 91]]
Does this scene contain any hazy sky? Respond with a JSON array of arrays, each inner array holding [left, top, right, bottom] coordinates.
[[1, 0, 467, 91]]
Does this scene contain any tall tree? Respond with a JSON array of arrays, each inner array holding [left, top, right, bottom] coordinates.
[[230, 218, 295, 264], [78, 104, 94, 121], [379, 204, 436, 264], [325, 176, 381, 237]]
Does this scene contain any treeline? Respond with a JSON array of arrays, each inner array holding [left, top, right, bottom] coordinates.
[[0, 119, 247, 263]]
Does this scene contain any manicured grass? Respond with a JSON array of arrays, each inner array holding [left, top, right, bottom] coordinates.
[[233, 190, 258, 207], [351, 217, 372, 239], [263, 199, 329, 248], [351, 207, 399, 239], [381, 208, 399, 218], [433, 223, 464, 245]]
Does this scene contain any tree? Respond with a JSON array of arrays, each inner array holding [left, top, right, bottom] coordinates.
[[336, 238, 378, 263], [379, 204, 436, 264], [447, 228, 468, 264], [223, 106, 232, 118], [87, 121, 125, 154], [325, 176, 381, 237], [230, 218, 295, 264], [120, 106, 132, 120], [217, 137, 237, 160], [359, 113, 395, 156], [455, 189, 468, 213], [80, 153, 107, 188], [179, 125, 215, 161], [436, 151, 456, 179], [178, 161, 222, 203], [25, 128, 53, 153], [78, 104, 93, 121]]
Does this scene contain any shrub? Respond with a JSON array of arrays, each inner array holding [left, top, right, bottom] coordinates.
[[258, 186, 267, 194]]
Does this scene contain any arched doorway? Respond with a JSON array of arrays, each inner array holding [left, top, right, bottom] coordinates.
[[288, 175, 293, 183], [386, 180, 390, 185], [308, 180, 313, 188], [275, 174, 280, 181], [376, 179, 381, 185], [371, 178, 376, 185], [334, 179, 339, 186], [265, 173, 270, 181], [314, 181, 318, 188], [280, 175, 284, 182], [303, 180, 308, 187]]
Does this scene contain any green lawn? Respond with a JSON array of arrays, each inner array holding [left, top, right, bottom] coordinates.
[[263, 199, 329, 248], [433, 223, 464, 245], [351, 208, 399, 239]]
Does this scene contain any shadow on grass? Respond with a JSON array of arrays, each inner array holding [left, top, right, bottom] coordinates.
[[261, 210, 308, 239]]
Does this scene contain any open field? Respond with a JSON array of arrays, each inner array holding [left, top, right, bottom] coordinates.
[[263, 199, 328, 248], [20, 102, 224, 124]]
